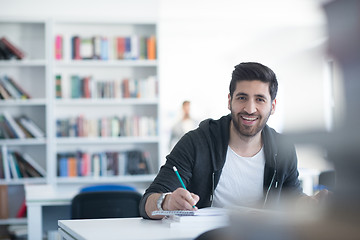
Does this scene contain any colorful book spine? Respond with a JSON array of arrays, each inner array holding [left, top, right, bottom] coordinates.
[[55, 35, 63, 60], [92, 36, 101, 60], [100, 37, 109, 60], [71, 75, 81, 98], [55, 74, 62, 99], [72, 36, 81, 60], [124, 37, 131, 59], [130, 35, 139, 60], [59, 154, 68, 177], [68, 155, 77, 177], [147, 35, 156, 60]]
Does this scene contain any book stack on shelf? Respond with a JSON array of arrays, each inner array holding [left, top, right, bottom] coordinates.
[[0, 37, 25, 60], [0, 75, 31, 100], [0, 150, 46, 180], [0, 112, 45, 139], [57, 149, 152, 178], [55, 34, 156, 61]]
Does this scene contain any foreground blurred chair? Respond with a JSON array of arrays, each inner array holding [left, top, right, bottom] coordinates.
[[318, 170, 336, 191], [71, 184, 142, 219]]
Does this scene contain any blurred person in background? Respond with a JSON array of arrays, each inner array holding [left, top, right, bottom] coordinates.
[[169, 100, 198, 150]]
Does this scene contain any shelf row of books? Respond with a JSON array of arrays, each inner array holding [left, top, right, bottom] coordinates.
[[0, 75, 31, 100], [0, 37, 25, 60], [57, 149, 151, 177], [55, 34, 156, 60], [0, 112, 45, 139], [56, 115, 157, 138], [0, 150, 46, 180], [55, 74, 157, 99]]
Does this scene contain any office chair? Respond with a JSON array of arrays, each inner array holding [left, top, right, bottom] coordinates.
[[71, 190, 142, 219], [79, 184, 137, 193]]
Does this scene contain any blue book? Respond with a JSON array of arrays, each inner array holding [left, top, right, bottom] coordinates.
[[124, 37, 131, 60], [100, 37, 109, 60], [71, 75, 81, 99], [59, 155, 68, 177]]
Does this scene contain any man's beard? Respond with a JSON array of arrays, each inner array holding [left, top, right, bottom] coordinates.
[[230, 107, 271, 138]]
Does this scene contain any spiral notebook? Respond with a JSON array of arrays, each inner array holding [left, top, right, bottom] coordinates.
[[152, 207, 227, 216]]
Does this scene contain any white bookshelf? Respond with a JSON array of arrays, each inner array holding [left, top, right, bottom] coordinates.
[[0, 18, 49, 223], [51, 19, 159, 182], [0, 17, 160, 227]]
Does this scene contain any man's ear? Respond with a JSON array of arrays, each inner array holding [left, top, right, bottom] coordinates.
[[228, 93, 231, 110], [271, 99, 276, 115]]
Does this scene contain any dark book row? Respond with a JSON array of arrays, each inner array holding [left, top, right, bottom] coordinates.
[[57, 150, 152, 177], [0, 37, 25, 60], [0, 150, 46, 180]]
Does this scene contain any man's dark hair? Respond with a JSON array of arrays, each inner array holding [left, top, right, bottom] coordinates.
[[229, 62, 278, 100]]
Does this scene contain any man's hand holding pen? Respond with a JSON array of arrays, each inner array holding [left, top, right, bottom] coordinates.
[[162, 188, 199, 211]]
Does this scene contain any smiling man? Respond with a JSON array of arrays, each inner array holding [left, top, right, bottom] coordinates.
[[140, 62, 324, 219]]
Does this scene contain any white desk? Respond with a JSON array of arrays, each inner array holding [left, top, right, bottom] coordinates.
[[58, 217, 225, 240], [26, 169, 319, 240], [25, 184, 79, 240]]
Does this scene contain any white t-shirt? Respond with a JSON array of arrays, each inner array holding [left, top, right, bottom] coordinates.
[[212, 146, 265, 208]]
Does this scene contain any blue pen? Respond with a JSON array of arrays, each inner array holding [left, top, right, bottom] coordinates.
[[173, 166, 196, 208]]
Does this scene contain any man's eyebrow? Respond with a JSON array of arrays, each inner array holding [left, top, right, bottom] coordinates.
[[235, 92, 248, 97], [255, 94, 268, 100], [235, 92, 268, 100]]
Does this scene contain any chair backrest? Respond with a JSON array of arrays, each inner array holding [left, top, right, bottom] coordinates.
[[80, 184, 136, 193], [71, 191, 142, 219]]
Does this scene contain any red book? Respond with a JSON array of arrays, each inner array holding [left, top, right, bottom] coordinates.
[[16, 199, 26, 218], [117, 37, 125, 59], [81, 152, 91, 176], [122, 78, 130, 98], [83, 76, 91, 98], [0, 37, 25, 59], [72, 36, 81, 60]]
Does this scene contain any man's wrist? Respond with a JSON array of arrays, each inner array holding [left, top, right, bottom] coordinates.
[[156, 192, 171, 211]]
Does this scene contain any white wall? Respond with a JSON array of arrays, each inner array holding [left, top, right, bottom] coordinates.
[[0, 0, 333, 169]]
